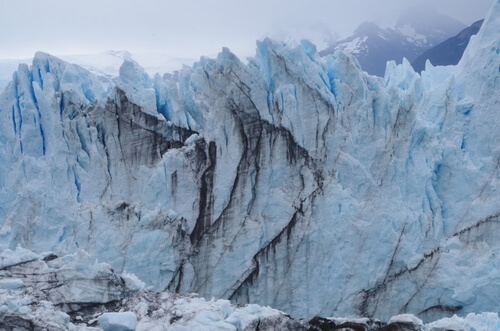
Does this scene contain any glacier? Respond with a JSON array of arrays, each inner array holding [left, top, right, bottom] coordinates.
[[0, 0, 499, 326]]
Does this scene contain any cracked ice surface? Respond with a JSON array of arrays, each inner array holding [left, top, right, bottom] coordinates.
[[0, 0, 499, 323]]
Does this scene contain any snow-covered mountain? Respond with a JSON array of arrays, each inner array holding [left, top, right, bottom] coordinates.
[[412, 20, 484, 73], [0, 0, 499, 329], [319, 7, 465, 76]]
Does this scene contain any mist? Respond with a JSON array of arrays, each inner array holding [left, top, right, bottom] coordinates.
[[0, 0, 494, 59]]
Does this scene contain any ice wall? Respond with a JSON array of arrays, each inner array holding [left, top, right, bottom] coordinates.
[[0, 0, 499, 322]]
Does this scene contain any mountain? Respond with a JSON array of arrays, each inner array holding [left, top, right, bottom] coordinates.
[[0, 0, 499, 328], [395, 5, 468, 44], [412, 20, 484, 73], [319, 7, 465, 76]]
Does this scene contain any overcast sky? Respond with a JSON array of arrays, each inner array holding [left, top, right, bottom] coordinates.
[[0, 0, 494, 61]]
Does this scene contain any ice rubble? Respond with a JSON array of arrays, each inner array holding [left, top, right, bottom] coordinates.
[[1, 247, 500, 330], [0, 0, 498, 325], [0, 247, 303, 330]]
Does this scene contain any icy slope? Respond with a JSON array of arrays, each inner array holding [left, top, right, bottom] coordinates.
[[0, 0, 499, 323]]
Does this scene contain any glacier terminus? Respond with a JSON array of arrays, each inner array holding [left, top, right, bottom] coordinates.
[[0, 0, 500, 329]]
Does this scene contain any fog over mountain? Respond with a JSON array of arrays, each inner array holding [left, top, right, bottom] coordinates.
[[319, 6, 467, 76], [412, 20, 484, 72], [0, 0, 492, 61]]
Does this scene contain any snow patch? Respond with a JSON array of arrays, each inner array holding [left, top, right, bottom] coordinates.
[[337, 36, 368, 54]]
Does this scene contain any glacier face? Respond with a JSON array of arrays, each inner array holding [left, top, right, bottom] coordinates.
[[0, 0, 499, 323]]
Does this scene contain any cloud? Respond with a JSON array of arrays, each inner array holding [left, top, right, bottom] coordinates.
[[0, 0, 494, 59]]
